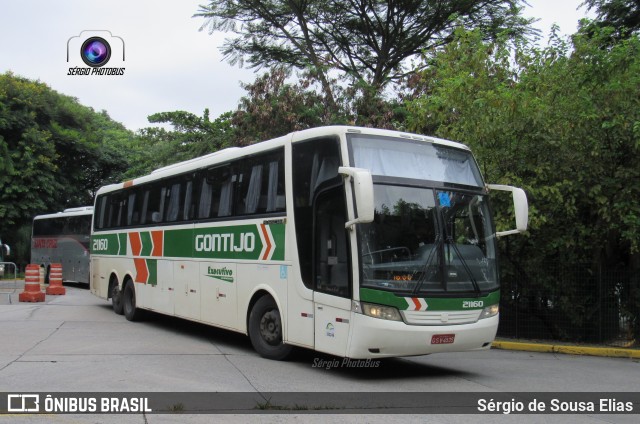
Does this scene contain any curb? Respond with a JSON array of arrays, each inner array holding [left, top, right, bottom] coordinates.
[[492, 340, 640, 359]]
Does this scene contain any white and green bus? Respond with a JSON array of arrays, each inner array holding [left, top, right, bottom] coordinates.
[[90, 126, 527, 360]]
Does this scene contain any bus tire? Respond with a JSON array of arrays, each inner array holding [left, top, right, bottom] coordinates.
[[248, 295, 292, 360], [111, 281, 124, 315], [123, 279, 142, 321]]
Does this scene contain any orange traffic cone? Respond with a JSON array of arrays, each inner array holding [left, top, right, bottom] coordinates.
[[19, 264, 45, 302], [46, 263, 66, 295]]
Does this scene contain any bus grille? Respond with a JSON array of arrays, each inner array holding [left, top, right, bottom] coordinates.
[[401, 309, 481, 325]]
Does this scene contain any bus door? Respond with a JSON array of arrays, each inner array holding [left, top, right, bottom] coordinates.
[[313, 186, 352, 357]]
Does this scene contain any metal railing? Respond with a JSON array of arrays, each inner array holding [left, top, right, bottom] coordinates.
[[497, 262, 638, 347], [0, 262, 19, 304]]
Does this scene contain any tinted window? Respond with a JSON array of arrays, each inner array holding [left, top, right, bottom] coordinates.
[[292, 138, 341, 288], [236, 151, 286, 216], [93, 147, 286, 231]]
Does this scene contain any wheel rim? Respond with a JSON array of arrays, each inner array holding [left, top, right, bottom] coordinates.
[[259, 308, 281, 346]]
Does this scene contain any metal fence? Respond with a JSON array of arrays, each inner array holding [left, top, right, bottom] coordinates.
[[497, 262, 638, 347], [0, 262, 19, 304]]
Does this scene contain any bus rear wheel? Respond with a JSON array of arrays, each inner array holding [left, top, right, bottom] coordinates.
[[123, 279, 142, 321], [111, 281, 124, 315], [249, 295, 293, 360]]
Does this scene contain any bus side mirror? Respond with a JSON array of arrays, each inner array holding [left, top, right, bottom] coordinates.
[[338, 167, 374, 229], [2, 244, 9, 256], [487, 184, 529, 237]]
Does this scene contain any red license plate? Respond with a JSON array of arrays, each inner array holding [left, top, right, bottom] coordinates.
[[431, 334, 455, 344]]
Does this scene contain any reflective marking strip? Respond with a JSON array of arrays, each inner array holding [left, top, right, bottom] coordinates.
[[407, 297, 429, 311], [335, 318, 349, 323], [259, 224, 273, 260], [411, 297, 422, 310]]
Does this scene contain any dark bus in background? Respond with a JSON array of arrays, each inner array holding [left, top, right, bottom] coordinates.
[[31, 207, 93, 285]]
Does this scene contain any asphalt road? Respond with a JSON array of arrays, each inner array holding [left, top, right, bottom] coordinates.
[[0, 283, 638, 423]]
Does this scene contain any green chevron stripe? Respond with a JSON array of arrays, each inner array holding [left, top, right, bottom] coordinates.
[[146, 259, 157, 286], [140, 231, 152, 256]]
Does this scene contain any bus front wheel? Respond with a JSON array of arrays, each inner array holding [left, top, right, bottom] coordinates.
[[123, 279, 142, 321], [249, 295, 292, 360]]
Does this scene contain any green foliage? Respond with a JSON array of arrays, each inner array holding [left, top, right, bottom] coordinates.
[[231, 68, 328, 145], [227, 67, 410, 144], [583, 0, 640, 37], [407, 26, 640, 261], [405, 25, 640, 340], [195, 0, 536, 118], [130, 109, 235, 177], [0, 72, 133, 264]]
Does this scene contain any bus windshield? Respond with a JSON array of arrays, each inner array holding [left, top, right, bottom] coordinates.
[[358, 186, 498, 295], [349, 133, 483, 187], [349, 134, 497, 296]]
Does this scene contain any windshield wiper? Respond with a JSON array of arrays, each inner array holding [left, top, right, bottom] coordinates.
[[412, 235, 441, 295], [413, 203, 481, 295], [444, 235, 481, 295]]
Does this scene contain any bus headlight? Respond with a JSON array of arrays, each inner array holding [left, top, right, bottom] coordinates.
[[354, 301, 402, 321], [479, 304, 499, 320]]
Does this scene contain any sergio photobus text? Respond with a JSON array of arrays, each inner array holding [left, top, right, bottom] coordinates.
[[312, 358, 381, 370], [67, 67, 125, 76]]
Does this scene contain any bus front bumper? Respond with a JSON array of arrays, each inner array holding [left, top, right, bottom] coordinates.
[[346, 313, 499, 359]]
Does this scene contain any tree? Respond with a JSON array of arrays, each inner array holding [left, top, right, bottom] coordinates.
[[231, 68, 328, 144], [131, 109, 235, 177], [408, 25, 640, 260], [583, 0, 640, 36], [0, 72, 132, 265], [405, 26, 640, 340], [195, 0, 536, 117]]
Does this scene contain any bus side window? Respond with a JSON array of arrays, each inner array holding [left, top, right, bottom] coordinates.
[[95, 195, 107, 230], [234, 150, 285, 217], [113, 194, 128, 228], [199, 166, 234, 219], [140, 191, 150, 224], [292, 138, 342, 289], [218, 174, 235, 217], [127, 191, 138, 226], [197, 177, 214, 219], [243, 163, 264, 214], [165, 182, 182, 222], [183, 180, 193, 220], [140, 184, 165, 224], [104, 195, 121, 229], [266, 159, 286, 213]]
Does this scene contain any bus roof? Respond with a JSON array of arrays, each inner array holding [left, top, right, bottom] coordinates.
[[95, 125, 471, 197], [33, 207, 94, 221]]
